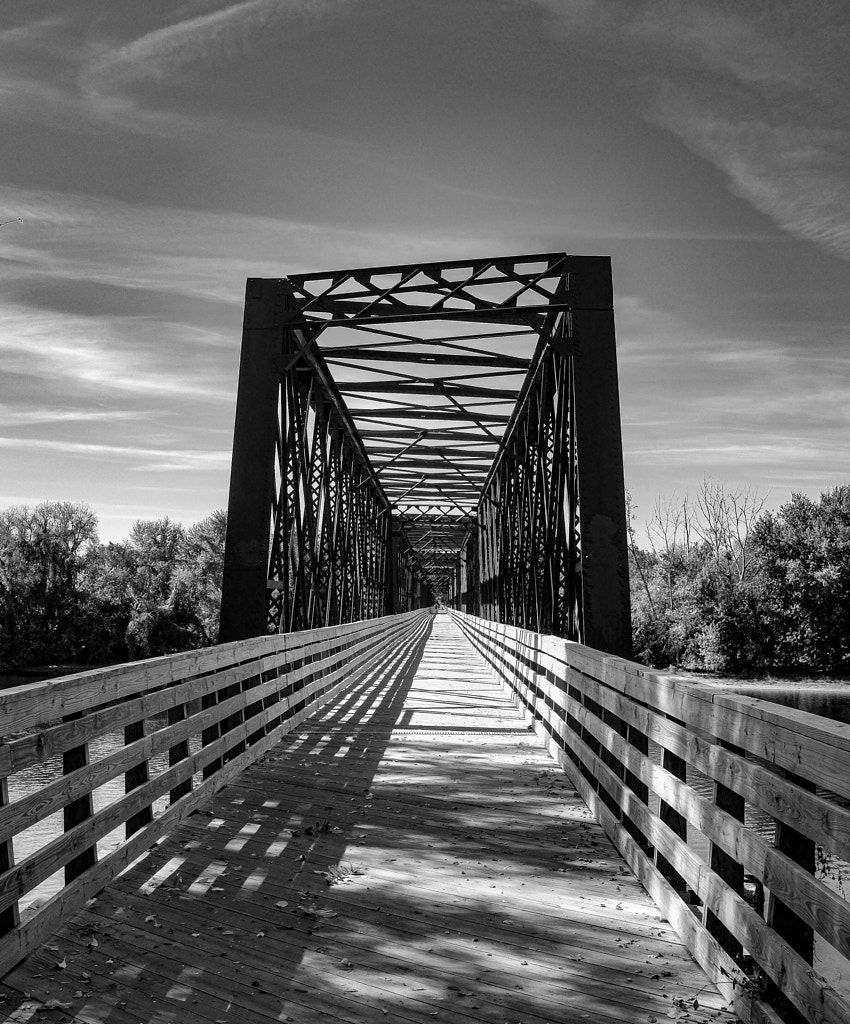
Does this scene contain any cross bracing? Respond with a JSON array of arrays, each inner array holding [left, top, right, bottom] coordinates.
[[219, 252, 631, 657]]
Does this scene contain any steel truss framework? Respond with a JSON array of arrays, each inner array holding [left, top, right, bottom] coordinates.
[[219, 253, 631, 657]]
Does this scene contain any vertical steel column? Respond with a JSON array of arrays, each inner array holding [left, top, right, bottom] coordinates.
[[569, 257, 632, 658], [219, 279, 285, 642]]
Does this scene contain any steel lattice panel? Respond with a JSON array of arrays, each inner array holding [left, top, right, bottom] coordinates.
[[219, 253, 631, 656]]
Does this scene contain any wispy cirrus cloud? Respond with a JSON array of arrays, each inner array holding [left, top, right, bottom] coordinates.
[[84, 0, 347, 92], [0, 184, 506, 304], [0, 305, 231, 400], [0, 406, 141, 427], [529, 0, 850, 262], [650, 92, 850, 261], [0, 436, 229, 472]]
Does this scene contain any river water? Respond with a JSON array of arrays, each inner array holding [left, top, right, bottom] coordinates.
[[3, 673, 206, 915]]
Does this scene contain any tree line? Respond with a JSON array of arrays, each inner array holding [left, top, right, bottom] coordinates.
[[2, 483, 848, 675], [628, 481, 850, 675], [0, 503, 226, 670]]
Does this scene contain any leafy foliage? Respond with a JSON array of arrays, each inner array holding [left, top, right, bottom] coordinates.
[[0, 502, 99, 666], [3, 485, 849, 675], [0, 504, 226, 669], [629, 483, 850, 675]]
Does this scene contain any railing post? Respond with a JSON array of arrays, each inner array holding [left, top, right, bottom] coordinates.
[[0, 775, 20, 935], [167, 701, 192, 805], [124, 704, 152, 838], [242, 667, 266, 748], [62, 713, 97, 882], [765, 769, 816, 1023], [657, 718, 689, 895], [705, 740, 745, 958]]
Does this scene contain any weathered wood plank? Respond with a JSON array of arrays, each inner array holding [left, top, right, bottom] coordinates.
[[452, 610, 846, 1024], [1, 616, 736, 1024], [0, 613, 431, 968], [0, 610, 423, 735]]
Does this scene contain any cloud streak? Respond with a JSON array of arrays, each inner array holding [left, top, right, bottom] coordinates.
[[85, 0, 346, 92], [650, 90, 850, 261], [0, 436, 230, 471], [0, 306, 231, 400], [531, 0, 850, 261]]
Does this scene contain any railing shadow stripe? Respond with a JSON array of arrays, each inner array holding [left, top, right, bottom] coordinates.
[[0, 609, 432, 976], [450, 609, 850, 1024]]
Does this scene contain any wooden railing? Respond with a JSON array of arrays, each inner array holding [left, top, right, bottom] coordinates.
[[0, 609, 432, 976], [451, 610, 850, 1024]]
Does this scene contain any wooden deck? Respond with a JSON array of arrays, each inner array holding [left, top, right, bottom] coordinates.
[[1, 616, 739, 1024]]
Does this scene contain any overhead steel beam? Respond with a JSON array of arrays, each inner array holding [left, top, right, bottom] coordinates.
[[221, 253, 630, 653]]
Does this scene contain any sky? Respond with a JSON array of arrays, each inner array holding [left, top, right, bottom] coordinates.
[[1, 0, 849, 544]]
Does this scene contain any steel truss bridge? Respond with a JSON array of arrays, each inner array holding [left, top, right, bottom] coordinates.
[[2, 253, 844, 1024], [219, 251, 631, 657]]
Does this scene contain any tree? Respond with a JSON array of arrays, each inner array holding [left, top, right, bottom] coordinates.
[[628, 481, 770, 673], [1, 504, 229, 668], [694, 478, 766, 584], [78, 541, 137, 664], [123, 517, 194, 658], [0, 502, 99, 667], [184, 510, 227, 644], [753, 487, 850, 672]]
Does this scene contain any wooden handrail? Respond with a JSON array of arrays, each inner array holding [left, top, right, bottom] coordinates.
[[0, 609, 432, 976], [450, 610, 850, 1024]]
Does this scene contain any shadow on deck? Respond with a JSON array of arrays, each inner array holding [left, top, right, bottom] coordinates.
[[1, 617, 737, 1024]]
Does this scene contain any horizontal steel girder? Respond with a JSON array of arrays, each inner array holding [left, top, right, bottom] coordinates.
[[220, 253, 630, 651]]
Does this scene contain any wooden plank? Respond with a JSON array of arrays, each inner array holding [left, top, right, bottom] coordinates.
[[0, 775, 18, 937], [706, 741, 746, 959], [546, 701, 850, 1024], [558, 691, 850, 966], [0, 610, 429, 736], [451, 610, 847, 1024], [1, 615, 424, 844], [1, 616, 736, 1024], [467, 619, 850, 865], [0, 615, 431, 967], [61, 715, 96, 885]]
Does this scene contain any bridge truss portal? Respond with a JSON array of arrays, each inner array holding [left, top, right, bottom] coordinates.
[[219, 252, 631, 656]]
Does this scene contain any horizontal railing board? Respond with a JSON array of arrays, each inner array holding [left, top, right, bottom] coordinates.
[[560, 689, 850, 966], [0, 613, 403, 771], [0, 609, 431, 975], [538, 651, 850, 865], [545, 730, 784, 1024], [470, 619, 850, 755], [0, 613, 408, 736], [483, 625, 850, 807], [0, 619, 414, 845], [451, 610, 850, 1024]]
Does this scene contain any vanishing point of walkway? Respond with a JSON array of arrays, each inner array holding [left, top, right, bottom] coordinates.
[[1, 616, 738, 1024]]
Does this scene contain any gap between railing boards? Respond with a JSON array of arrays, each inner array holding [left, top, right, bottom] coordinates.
[[448, 609, 850, 1024], [0, 608, 433, 977]]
